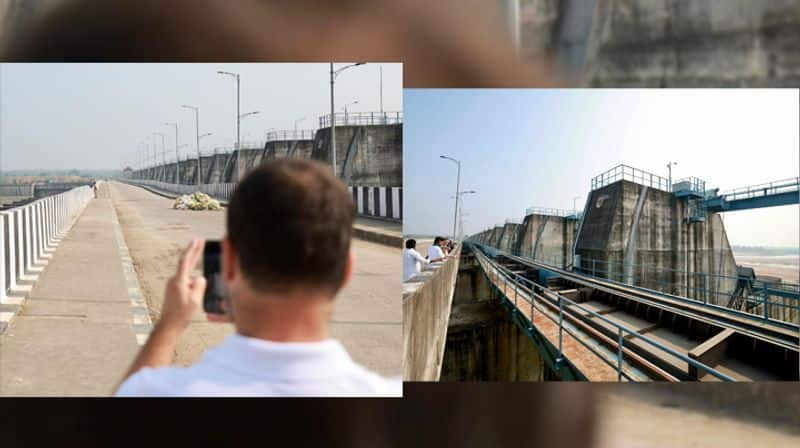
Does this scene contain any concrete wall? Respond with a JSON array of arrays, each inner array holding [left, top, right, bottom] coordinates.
[[441, 301, 549, 381], [264, 139, 315, 160], [497, 223, 523, 253], [311, 124, 402, 187], [402, 244, 462, 381], [470, 214, 577, 269], [519, 1, 800, 87], [443, 250, 550, 381], [517, 213, 578, 267], [584, 0, 800, 87], [575, 180, 738, 305]]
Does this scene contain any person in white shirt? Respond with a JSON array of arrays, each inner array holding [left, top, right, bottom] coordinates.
[[114, 159, 400, 397], [427, 236, 447, 262], [403, 239, 429, 282]]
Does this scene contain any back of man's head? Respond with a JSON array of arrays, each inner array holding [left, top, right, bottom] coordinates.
[[433, 236, 443, 246], [227, 159, 354, 296], [405, 239, 416, 249]]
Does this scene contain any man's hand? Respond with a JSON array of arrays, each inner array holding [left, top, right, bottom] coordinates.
[[158, 238, 207, 332], [114, 238, 208, 393]]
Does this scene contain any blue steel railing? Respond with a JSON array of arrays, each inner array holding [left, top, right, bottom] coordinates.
[[717, 177, 800, 202], [571, 257, 800, 325], [591, 164, 671, 192], [473, 245, 735, 381], [672, 177, 706, 196]]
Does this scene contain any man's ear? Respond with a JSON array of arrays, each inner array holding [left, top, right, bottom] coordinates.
[[339, 248, 356, 291], [221, 236, 236, 283]]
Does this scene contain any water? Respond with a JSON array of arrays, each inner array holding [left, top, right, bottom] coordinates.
[[734, 254, 800, 284]]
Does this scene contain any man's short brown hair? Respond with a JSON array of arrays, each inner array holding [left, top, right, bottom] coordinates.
[[227, 159, 354, 295]]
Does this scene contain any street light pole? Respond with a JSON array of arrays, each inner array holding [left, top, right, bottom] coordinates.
[[218, 70, 241, 181], [329, 62, 366, 178], [182, 105, 201, 186], [440, 155, 461, 240], [452, 190, 476, 240], [667, 161, 677, 192], [166, 122, 179, 184], [294, 117, 306, 133], [154, 132, 166, 182]]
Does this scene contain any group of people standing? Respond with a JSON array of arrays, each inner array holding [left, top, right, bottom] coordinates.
[[402, 236, 455, 282]]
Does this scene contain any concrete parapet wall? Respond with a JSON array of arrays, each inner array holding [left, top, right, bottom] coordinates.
[[0, 186, 93, 304], [124, 179, 237, 202], [126, 180, 402, 222], [402, 244, 462, 381]]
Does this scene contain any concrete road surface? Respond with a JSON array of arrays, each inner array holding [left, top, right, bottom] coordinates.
[[108, 181, 401, 376]]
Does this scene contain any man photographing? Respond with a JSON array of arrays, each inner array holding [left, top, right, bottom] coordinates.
[[115, 159, 401, 396]]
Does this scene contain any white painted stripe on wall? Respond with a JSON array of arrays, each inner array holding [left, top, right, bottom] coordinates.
[[367, 187, 375, 216], [379, 187, 387, 217], [356, 187, 364, 214], [392, 188, 401, 219], [0, 216, 6, 303]]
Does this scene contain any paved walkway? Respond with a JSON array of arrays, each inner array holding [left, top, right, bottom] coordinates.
[[0, 185, 141, 396], [109, 181, 401, 376]]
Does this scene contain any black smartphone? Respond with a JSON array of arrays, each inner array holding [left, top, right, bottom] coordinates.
[[203, 240, 227, 314]]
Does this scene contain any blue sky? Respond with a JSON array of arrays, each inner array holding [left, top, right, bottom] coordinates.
[[1, 63, 401, 171], [403, 89, 799, 248]]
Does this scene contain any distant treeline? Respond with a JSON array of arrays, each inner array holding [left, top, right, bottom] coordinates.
[[731, 245, 799, 256], [1, 169, 122, 185], [2, 169, 121, 178]]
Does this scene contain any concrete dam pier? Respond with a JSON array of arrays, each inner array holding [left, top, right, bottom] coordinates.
[[130, 113, 402, 188], [471, 165, 799, 324]]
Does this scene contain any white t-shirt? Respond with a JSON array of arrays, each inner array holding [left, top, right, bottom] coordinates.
[[427, 244, 445, 261], [403, 248, 428, 282], [115, 334, 402, 397]]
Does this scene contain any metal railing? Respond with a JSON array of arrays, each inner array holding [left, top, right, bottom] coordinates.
[[718, 177, 800, 202], [318, 111, 403, 128], [472, 245, 735, 381], [573, 257, 800, 325], [672, 176, 706, 196], [524, 206, 581, 218], [265, 129, 316, 142], [125, 179, 237, 202], [591, 164, 671, 192]]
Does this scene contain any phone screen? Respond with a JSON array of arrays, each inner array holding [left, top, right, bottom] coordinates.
[[203, 240, 226, 314]]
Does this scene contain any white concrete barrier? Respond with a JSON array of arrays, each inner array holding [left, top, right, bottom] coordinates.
[[0, 186, 93, 303], [124, 179, 402, 222]]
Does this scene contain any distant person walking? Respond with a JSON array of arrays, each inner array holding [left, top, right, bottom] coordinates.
[[92, 180, 98, 198], [403, 239, 428, 282]]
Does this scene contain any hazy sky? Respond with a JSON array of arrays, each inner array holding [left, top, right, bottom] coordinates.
[[404, 89, 800, 248], [0, 63, 402, 171]]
